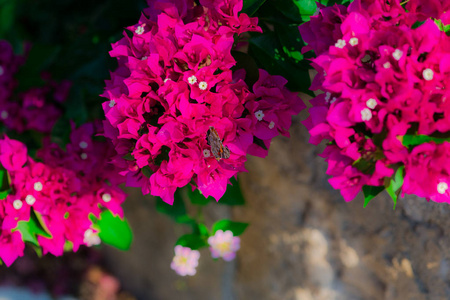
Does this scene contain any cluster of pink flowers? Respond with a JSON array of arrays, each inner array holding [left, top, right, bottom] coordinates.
[[102, 0, 304, 204], [300, 0, 450, 202], [0, 40, 71, 133], [0, 122, 125, 266]]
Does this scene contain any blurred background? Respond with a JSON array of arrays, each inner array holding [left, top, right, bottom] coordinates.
[[1, 0, 450, 299]]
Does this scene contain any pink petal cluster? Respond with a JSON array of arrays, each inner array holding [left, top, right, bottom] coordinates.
[[0, 40, 71, 133], [0, 122, 125, 266], [207, 229, 240, 261], [300, 0, 450, 203], [170, 245, 200, 276], [102, 0, 304, 205]]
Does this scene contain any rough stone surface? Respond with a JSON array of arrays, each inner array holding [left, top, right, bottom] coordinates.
[[103, 112, 450, 300]]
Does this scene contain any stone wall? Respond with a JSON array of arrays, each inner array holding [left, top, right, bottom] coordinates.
[[103, 112, 450, 300]]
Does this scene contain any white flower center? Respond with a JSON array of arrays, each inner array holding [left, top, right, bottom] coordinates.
[[109, 100, 116, 108], [330, 97, 337, 104], [188, 75, 197, 85], [349, 37, 359, 46], [199, 81, 208, 90], [102, 193, 112, 202], [392, 49, 403, 61], [13, 199, 23, 210], [0, 111, 8, 120], [80, 153, 88, 160], [135, 26, 145, 35], [423, 68, 434, 81], [366, 98, 377, 109], [141, 56, 148, 60], [269, 121, 275, 129], [437, 182, 448, 194], [34, 182, 43, 192], [383, 62, 391, 69], [335, 39, 346, 49], [325, 92, 331, 102], [361, 108, 372, 121], [164, 78, 171, 83], [203, 149, 211, 158], [255, 110, 265, 121], [79, 141, 88, 149], [25, 195, 36, 206]]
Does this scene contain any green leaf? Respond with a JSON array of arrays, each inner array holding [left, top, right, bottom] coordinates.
[[187, 187, 211, 206], [401, 134, 450, 147], [34, 211, 52, 236], [197, 223, 209, 237], [212, 219, 248, 236], [13, 210, 52, 247], [218, 177, 246, 206], [275, 0, 302, 23], [0, 169, 10, 200], [175, 234, 208, 250], [0, 0, 15, 38], [242, 0, 267, 16], [362, 185, 385, 208], [93, 210, 133, 251], [156, 190, 195, 224], [386, 166, 405, 210], [275, 23, 306, 63], [292, 0, 317, 21], [249, 31, 313, 94]]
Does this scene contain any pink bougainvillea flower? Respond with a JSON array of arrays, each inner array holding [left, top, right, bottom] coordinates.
[[102, 0, 304, 205], [300, 0, 450, 203]]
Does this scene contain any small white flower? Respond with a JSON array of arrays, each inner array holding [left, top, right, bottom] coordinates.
[[203, 149, 211, 158], [108, 99, 116, 108], [0, 66, 4, 76], [198, 81, 208, 90], [335, 39, 346, 49], [423, 68, 434, 81], [208, 230, 240, 261], [34, 182, 43, 192], [102, 193, 112, 203], [164, 78, 171, 83], [84, 229, 101, 247], [437, 182, 448, 194], [79, 141, 88, 149], [188, 75, 197, 85], [330, 97, 337, 104], [25, 195, 36, 206], [80, 153, 88, 160], [135, 25, 145, 35], [361, 108, 372, 121], [383, 62, 391, 69], [349, 37, 359, 46], [141, 56, 148, 61], [366, 98, 377, 109], [255, 110, 265, 121], [0, 110, 8, 120], [171, 245, 200, 276], [392, 49, 403, 61], [13, 199, 23, 210], [269, 121, 275, 129]]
